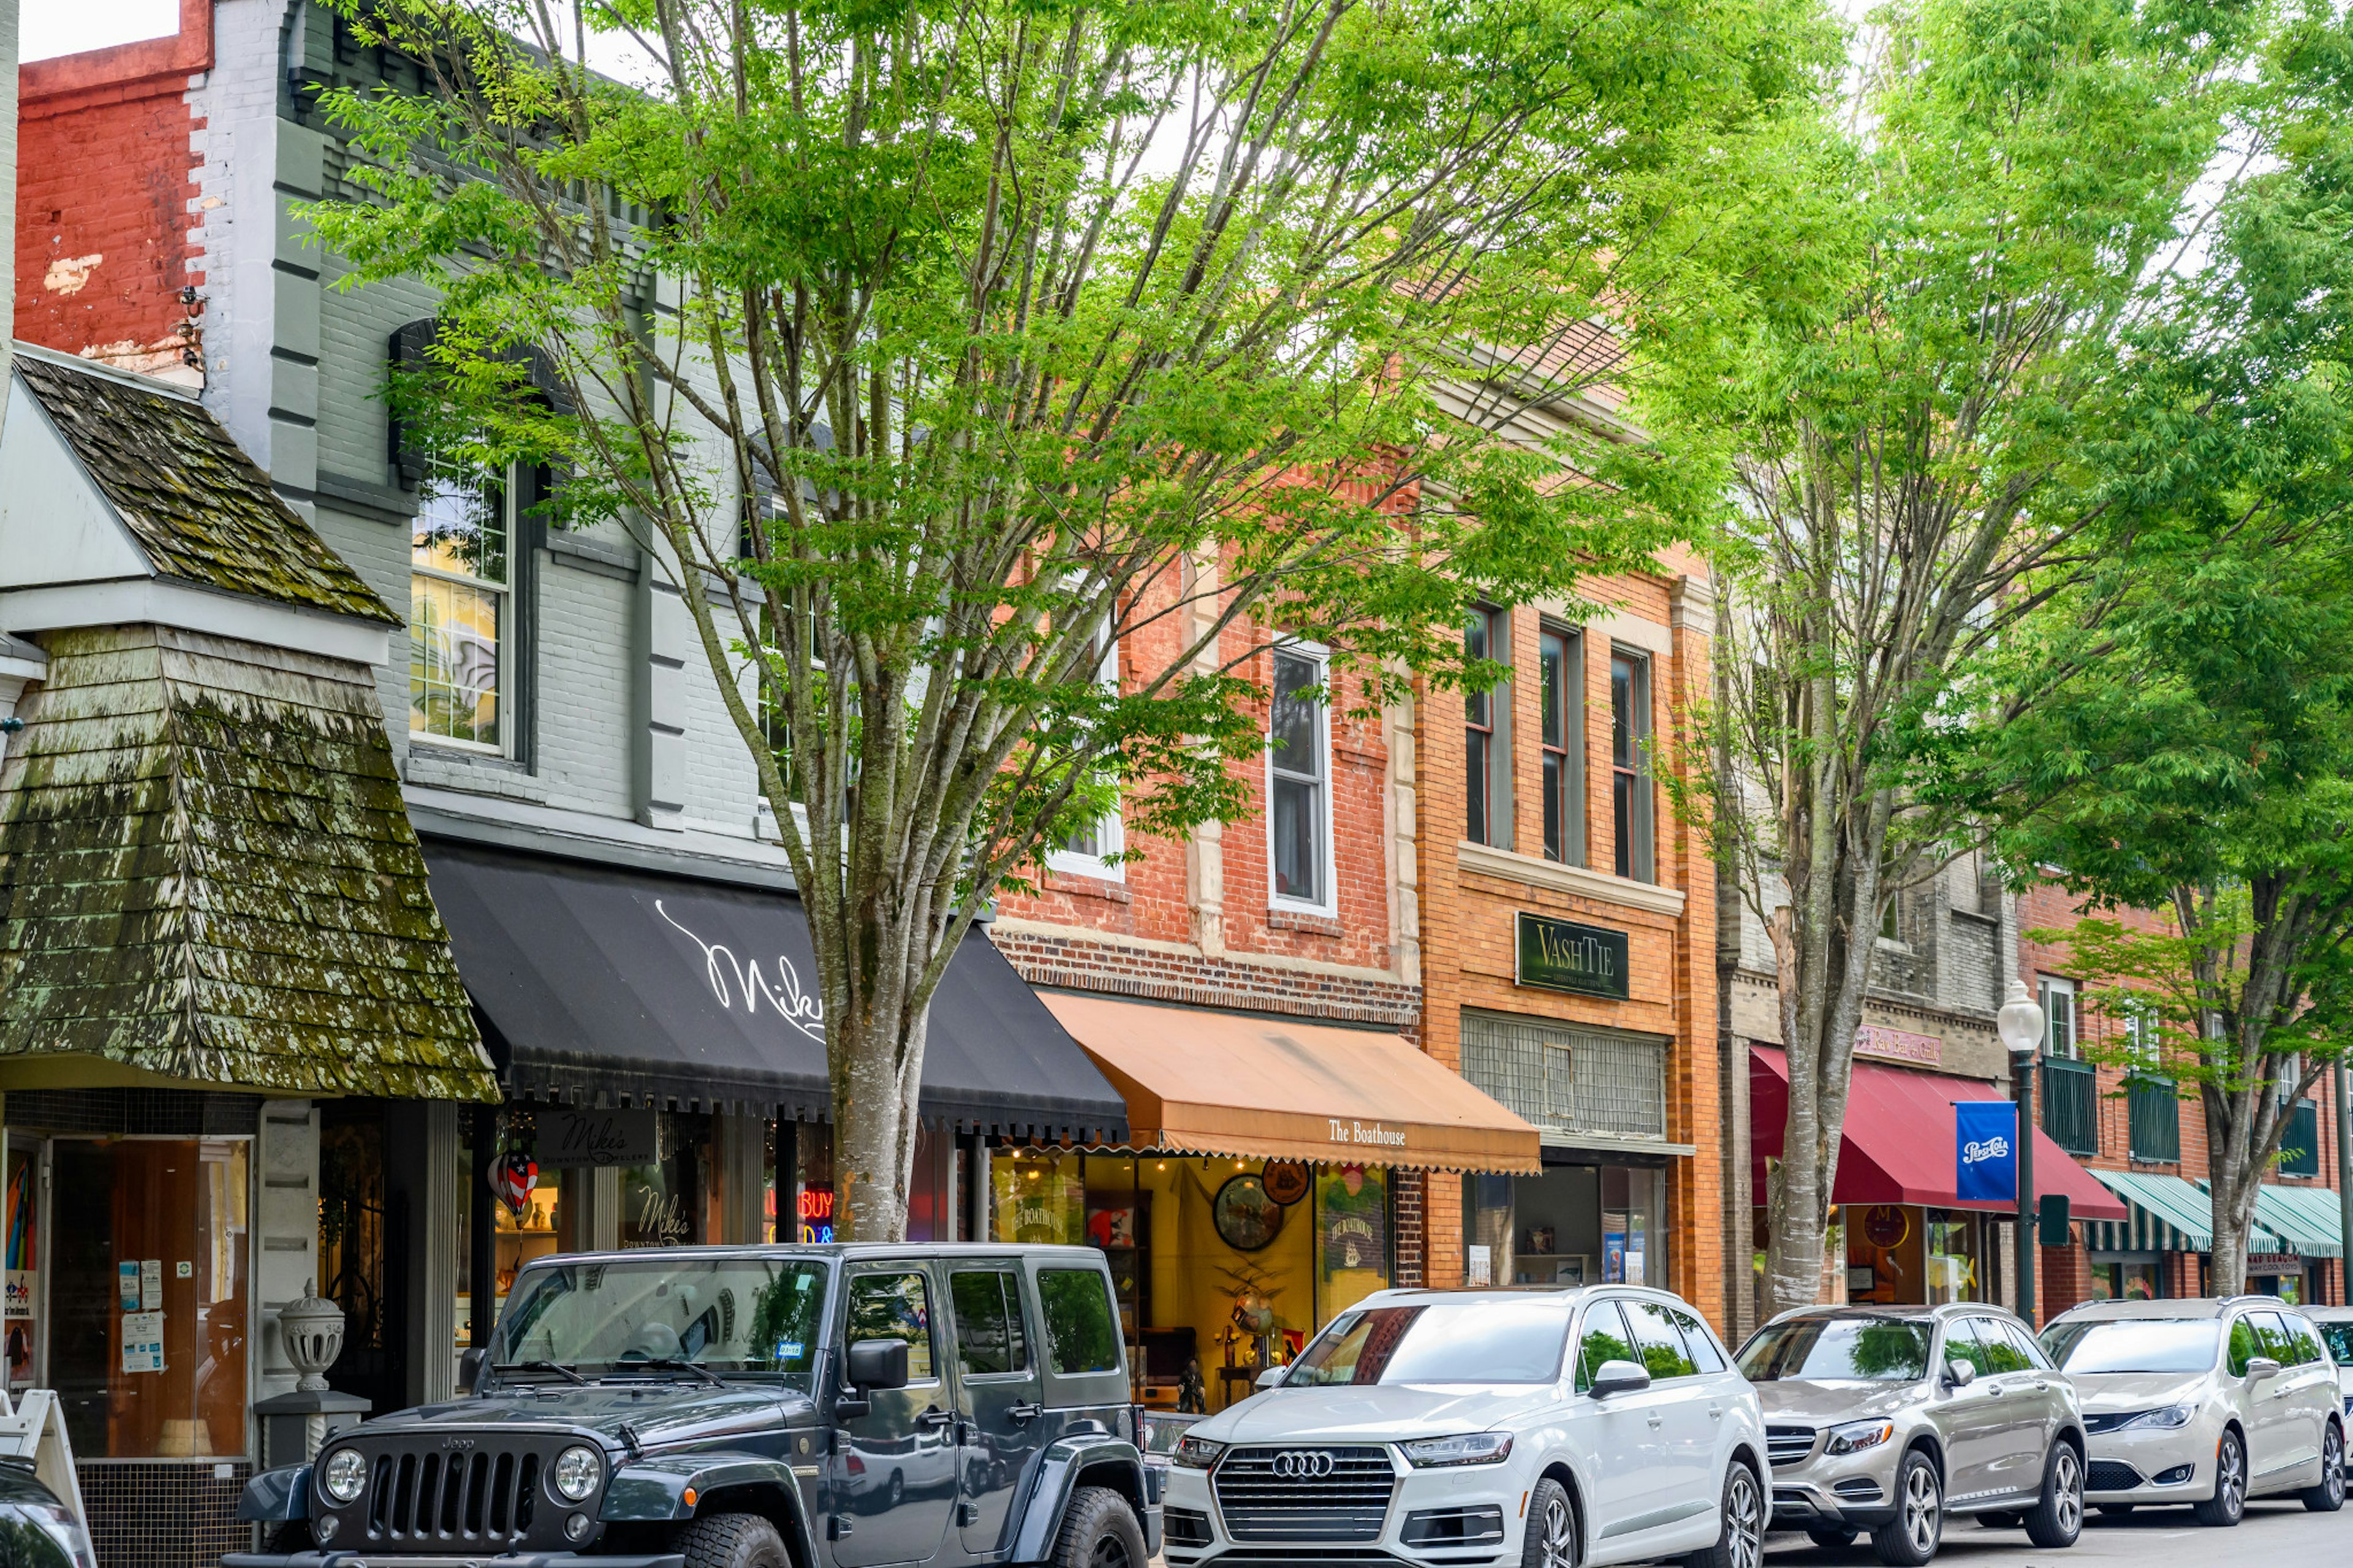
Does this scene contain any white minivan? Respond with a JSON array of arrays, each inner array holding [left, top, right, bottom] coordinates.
[[1162, 1286, 1768, 1568]]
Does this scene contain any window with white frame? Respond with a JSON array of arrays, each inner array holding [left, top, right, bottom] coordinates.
[[2039, 976, 2078, 1059], [2120, 996, 2160, 1066], [409, 469, 514, 752], [1047, 615, 1124, 881], [1267, 644, 1332, 912]]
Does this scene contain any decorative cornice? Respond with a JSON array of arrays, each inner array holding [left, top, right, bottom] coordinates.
[[1455, 840, 1688, 918]]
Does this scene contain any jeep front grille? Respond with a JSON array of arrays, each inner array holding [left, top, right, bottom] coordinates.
[[1767, 1426, 1818, 1468], [1212, 1446, 1395, 1543], [321, 1430, 589, 1555]]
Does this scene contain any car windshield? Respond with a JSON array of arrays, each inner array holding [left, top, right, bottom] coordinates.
[[2040, 1319, 2221, 1374], [1286, 1301, 1573, 1385], [2319, 1322, 2353, 1366], [491, 1257, 828, 1387], [1736, 1317, 1932, 1382]]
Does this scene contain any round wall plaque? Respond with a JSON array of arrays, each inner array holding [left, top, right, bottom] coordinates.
[[1213, 1175, 1286, 1251], [1261, 1161, 1312, 1206]]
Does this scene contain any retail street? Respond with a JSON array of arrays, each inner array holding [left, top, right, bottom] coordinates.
[[1766, 1503, 2347, 1568]]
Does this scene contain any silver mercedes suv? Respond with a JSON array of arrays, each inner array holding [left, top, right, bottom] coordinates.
[[1738, 1304, 2085, 1565]]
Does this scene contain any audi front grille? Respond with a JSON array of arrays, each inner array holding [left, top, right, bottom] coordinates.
[[1212, 1446, 1396, 1543]]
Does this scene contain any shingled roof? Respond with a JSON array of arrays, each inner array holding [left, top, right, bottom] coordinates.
[[13, 350, 398, 625], [0, 624, 498, 1100]]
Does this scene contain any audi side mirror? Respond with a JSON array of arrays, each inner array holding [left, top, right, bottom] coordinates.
[[1587, 1358, 1651, 1398], [1943, 1359, 1976, 1388], [2246, 1356, 2282, 1382], [1254, 1367, 1285, 1392], [847, 1338, 912, 1392]]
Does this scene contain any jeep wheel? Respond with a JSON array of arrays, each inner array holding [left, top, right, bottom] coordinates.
[[678, 1512, 790, 1568], [2023, 1441, 2083, 1549], [2305, 1422, 2346, 1513], [1524, 1477, 1578, 1568], [1051, 1484, 1146, 1568]]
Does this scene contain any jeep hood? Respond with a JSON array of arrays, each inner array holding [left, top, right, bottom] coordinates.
[[356, 1384, 811, 1452], [1191, 1384, 1565, 1444], [2067, 1372, 2209, 1412], [1751, 1379, 1922, 1425]]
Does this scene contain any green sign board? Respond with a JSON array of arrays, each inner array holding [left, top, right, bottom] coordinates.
[[1514, 912, 1630, 1001]]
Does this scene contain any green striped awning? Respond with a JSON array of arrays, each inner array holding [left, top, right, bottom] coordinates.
[[2247, 1184, 2345, 1260], [2082, 1170, 2216, 1253]]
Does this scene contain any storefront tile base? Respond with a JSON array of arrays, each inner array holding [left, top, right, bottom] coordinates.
[[79, 1460, 250, 1568]]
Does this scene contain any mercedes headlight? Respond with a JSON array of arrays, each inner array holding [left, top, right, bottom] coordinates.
[[1825, 1419, 1896, 1456], [553, 1444, 602, 1502], [2119, 1404, 2196, 1430], [1173, 1434, 1226, 1469], [319, 1448, 368, 1504], [1402, 1431, 1515, 1468]]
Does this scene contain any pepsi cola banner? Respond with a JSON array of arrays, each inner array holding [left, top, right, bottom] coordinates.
[[1955, 1100, 2019, 1203]]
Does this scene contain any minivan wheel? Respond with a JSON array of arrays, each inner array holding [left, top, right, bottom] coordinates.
[[2305, 1423, 2346, 1513], [1681, 1462, 1762, 1568], [1523, 1477, 1580, 1568], [2023, 1442, 2084, 1548], [2192, 1429, 2246, 1528], [1050, 1485, 1146, 1568], [677, 1512, 789, 1568], [1870, 1452, 1941, 1568]]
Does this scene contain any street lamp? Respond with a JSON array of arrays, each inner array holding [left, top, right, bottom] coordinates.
[[1998, 980, 2047, 1324]]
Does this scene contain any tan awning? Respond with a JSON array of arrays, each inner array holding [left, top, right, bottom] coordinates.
[[1040, 992, 1542, 1174]]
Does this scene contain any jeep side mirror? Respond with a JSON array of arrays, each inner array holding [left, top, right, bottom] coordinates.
[[458, 1347, 487, 1395], [847, 1338, 911, 1392], [1254, 1366, 1285, 1392], [1587, 1358, 1651, 1398], [1944, 1359, 1976, 1388], [2247, 1355, 2282, 1382]]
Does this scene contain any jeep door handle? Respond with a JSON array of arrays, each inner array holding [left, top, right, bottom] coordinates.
[[1007, 1401, 1044, 1422], [918, 1407, 955, 1429]]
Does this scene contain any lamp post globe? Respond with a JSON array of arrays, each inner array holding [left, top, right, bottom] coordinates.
[[1999, 980, 2046, 1061], [1998, 980, 2046, 1324]]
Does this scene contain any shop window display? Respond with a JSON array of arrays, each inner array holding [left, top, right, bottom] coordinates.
[[4, 1144, 36, 1395], [2090, 1258, 2161, 1302], [1463, 1162, 1664, 1288]]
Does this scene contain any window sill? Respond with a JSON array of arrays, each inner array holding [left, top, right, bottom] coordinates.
[[1266, 906, 1343, 937], [1044, 868, 1132, 904], [1455, 840, 1686, 917]]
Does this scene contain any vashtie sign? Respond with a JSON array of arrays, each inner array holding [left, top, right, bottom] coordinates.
[[1514, 912, 1631, 1001]]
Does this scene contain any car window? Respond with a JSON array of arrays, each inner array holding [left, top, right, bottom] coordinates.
[[2227, 1316, 2260, 1377], [1289, 1301, 1572, 1386], [1997, 1320, 2052, 1371], [1738, 1316, 1933, 1381], [847, 1271, 937, 1382], [1976, 1318, 2031, 1374], [1575, 1300, 1640, 1393], [1942, 1318, 1996, 1378], [2315, 1320, 2353, 1366], [1037, 1268, 1120, 1375], [2285, 1316, 2326, 1366], [1624, 1299, 1700, 1381], [2247, 1311, 2295, 1365], [950, 1270, 1029, 1377], [1672, 1307, 1728, 1374]]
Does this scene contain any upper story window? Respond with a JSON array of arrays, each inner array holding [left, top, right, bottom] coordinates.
[[1268, 645, 1333, 913], [1048, 617, 1124, 882], [1610, 651, 1654, 882], [1540, 626, 1583, 865], [1464, 608, 1509, 848], [2039, 976, 2078, 1059], [410, 471, 513, 752]]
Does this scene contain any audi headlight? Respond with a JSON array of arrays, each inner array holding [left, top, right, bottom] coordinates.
[[1173, 1434, 1226, 1470], [1402, 1431, 1514, 1468], [2120, 1404, 2196, 1430], [552, 1445, 602, 1502], [1825, 1419, 1895, 1456], [319, 1448, 368, 1504]]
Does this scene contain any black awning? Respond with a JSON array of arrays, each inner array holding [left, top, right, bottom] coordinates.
[[420, 840, 1126, 1141]]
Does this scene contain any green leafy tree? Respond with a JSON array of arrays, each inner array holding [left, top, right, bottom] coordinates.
[[1604, 0, 2313, 1317], [303, 0, 1830, 1238]]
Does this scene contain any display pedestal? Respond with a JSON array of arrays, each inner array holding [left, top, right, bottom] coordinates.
[[254, 1390, 373, 1467]]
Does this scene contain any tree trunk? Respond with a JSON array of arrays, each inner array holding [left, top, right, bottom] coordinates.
[[830, 993, 930, 1243], [2204, 1095, 2257, 1295]]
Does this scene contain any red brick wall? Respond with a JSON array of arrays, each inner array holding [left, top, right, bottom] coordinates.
[[16, 0, 212, 379]]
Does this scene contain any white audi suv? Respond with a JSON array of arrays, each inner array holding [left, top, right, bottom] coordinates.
[[1161, 1286, 1768, 1568]]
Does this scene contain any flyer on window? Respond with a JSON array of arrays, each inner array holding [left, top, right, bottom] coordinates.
[[121, 1311, 164, 1374]]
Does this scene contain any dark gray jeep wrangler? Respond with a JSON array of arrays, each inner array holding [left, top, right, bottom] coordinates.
[[227, 1244, 1162, 1568]]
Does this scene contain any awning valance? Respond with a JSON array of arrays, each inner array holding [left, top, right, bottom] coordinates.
[[2082, 1171, 2216, 1253], [422, 841, 1127, 1141], [1040, 991, 1542, 1174], [1749, 1047, 2126, 1221], [2243, 1183, 2344, 1260]]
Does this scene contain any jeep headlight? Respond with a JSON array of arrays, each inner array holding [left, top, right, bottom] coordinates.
[[319, 1448, 368, 1504], [1173, 1434, 1226, 1469], [553, 1445, 602, 1502], [1825, 1419, 1895, 1456], [1402, 1432, 1514, 1468], [2120, 1404, 2196, 1430]]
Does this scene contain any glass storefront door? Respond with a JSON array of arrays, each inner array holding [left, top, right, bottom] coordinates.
[[1464, 1161, 1667, 1288]]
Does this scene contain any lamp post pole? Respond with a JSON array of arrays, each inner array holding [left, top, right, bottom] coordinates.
[[1999, 981, 2048, 1325]]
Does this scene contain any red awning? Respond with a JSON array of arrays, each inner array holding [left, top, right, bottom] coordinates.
[[1751, 1047, 2125, 1221]]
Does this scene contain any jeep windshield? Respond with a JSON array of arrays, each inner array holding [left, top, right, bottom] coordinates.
[[1284, 1300, 1573, 1385], [1737, 1317, 1932, 1382], [490, 1257, 828, 1388], [2040, 1319, 2220, 1374]]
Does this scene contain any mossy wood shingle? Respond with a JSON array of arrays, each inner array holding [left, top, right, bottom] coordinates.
[[0, 626, 497, 1099]]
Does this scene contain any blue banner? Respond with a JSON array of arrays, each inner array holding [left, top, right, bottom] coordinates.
[[1955, 1100, 2019, 1203]]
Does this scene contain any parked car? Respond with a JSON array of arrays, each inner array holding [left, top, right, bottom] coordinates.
[[0, 1460, 93, 1568], [1735, 1303, 2084, 1566], [2040, 1296, 2345, 1524], [223, 1244, 1161, 1568], [2311, 1306, 2353, 1475], [1161, 1285, 1768, 1568]]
